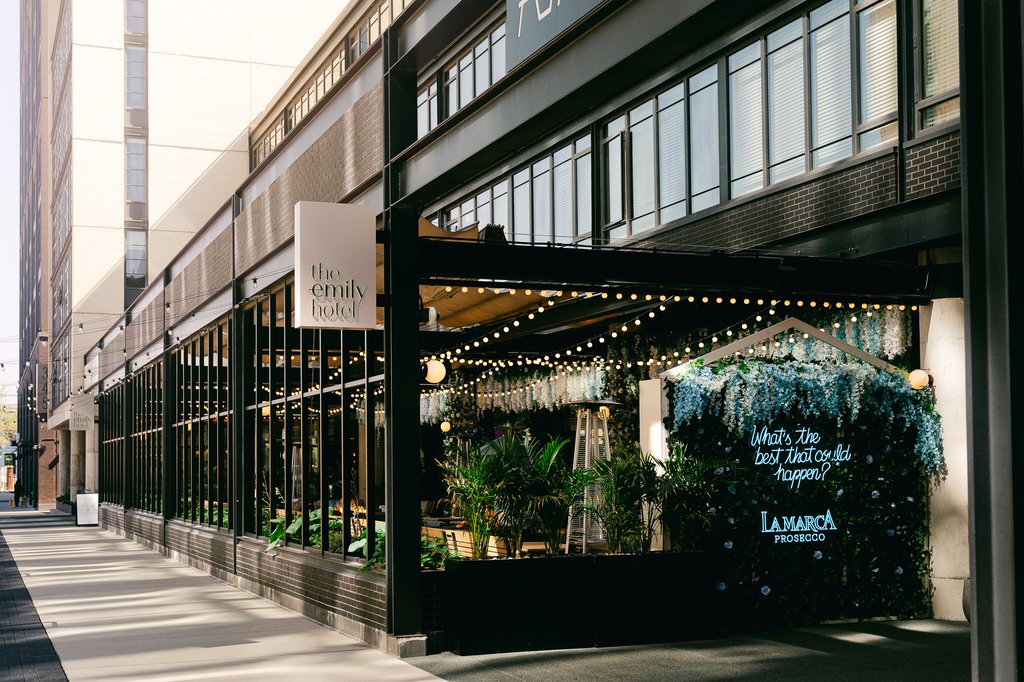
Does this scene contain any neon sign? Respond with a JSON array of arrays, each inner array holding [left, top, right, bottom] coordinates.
[[750, 425, 852, 490], [760, 509, 837, 543]]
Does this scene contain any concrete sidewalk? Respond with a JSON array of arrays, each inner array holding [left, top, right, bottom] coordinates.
[[0, 497, 438, 682], [1, 492, 971, 681], [411, 619, 970, 681]]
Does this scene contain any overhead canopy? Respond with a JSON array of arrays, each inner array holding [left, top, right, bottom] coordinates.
[[374, 220, 545, 330], [371, 221, 931, 345], [416, 238, 932, 302]]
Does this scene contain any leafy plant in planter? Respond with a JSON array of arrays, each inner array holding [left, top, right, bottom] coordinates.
[[487, 434, 547, 558], [439, 442, 501, 559], [346, 530, 457, 572], [589, 447, 661, 553], [659, 442, 730, 551], [265, 508, 342, 551], [530, 436, 594, 555], [421, 535, 456, 569], [349, 528, 387, 572]]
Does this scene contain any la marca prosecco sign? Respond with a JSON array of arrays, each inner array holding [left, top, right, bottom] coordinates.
[[294, 202, 376, 330], [751, 425, 851, 544]]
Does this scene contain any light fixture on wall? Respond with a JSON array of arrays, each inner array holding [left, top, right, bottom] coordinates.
[[440, 420, 451, 433], [908, 369, 930, 390]]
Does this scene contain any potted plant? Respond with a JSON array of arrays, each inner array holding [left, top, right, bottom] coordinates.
[[440, 435, 595, 654], [438, 441, 500, 560], [588, 446, 661, 553], [486, 434, 539, 558], [530, 436, 594, 555], [589, 445, 722, 646], [659, 442, 727, 551]]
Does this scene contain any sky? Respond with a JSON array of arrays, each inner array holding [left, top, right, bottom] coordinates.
[[1, 1, 19, 403]]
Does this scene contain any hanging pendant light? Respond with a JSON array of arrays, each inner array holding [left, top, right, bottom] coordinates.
[[425, 359, 447, 384]]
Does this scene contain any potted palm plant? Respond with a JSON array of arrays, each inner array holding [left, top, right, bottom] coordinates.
[[591, 444, 721, 646], [438, 441, 500, 560], [530, 436, 594, 555], [440, 435, 595, 654]]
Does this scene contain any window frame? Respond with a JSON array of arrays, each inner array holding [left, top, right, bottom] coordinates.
[[912, 0, 960, 132], [416, 18, 508, 139]]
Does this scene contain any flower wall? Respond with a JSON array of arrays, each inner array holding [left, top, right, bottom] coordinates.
[[604, 307, 914, 449], [668, 358, 942, 629]]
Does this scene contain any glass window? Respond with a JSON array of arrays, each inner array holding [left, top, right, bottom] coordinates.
[[858, 1, 897, 124], [767, 21, 806, 183], [809, 1, 852, 167], [444, 66, 458, 119], [475, 39, 491, 97], [657, 84, 687, 223], [419, 21, 507, 138], [689, 67, 720, 212], [575, 140, 593, 239], [603, 116, 625, 226], [553, 151, 573, 243], [628, 102, 656, 232], [416, 88, 429, 139], [476, 190, 491, 227], [729, 43, 764, 197], [512, 169, 532, 242], [125, 229, 147, 290], [126, 0, 146, 35], [125, 45, 146, 110], [125, 137, 147, 204], [491, 24, 507, 83], [458, 53, 474, 109], [532, 159, 552, 242], [921, 96, 959, 128], [920, 0, 959, 128], [492, 180, 509, 230], [858, 0, 898, 150]]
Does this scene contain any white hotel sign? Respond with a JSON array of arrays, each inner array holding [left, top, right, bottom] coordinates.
[[294, 202, 376, 330]]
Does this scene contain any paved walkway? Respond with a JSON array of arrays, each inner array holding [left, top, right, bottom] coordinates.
[[410, 619, 970, 681], [0, 497, 69, 682], [0, 493, 438, 682], [1, 491, 972, 681]]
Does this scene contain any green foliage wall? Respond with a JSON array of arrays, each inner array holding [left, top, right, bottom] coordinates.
[[669, 359, 941, 629]]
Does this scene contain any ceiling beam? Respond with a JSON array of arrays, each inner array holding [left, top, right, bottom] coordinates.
[[419, 238, 932, 301]]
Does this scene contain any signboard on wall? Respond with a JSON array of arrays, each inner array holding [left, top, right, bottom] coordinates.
[[751, 424, 850, 544], [506, 0, 608, 69], [69, 394, 94, 431], [293, 202, 376, 330]]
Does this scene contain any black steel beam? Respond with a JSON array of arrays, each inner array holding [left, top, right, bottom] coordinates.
[[961, 0, 1024, 678], [419, 238, 931, 301], [383, 25, 423, 642]]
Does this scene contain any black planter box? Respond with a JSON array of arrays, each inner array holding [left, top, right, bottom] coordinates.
[[592, 552, 720, 646], [443, 552, 720, 655], [444, 555, 595, 655]]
